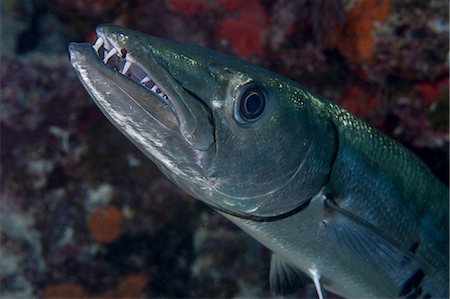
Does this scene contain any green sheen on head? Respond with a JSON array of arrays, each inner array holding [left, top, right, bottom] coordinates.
[[69, 25, 336, 219]]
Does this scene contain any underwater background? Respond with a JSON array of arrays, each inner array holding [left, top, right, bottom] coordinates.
[[1, 0, 448, 298]]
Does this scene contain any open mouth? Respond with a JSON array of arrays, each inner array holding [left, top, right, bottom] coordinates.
[[91, 34, 174, 112], [70, 25, 215, 151]]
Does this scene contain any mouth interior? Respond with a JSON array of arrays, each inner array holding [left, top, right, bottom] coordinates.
[[92, 35, 175, 113]]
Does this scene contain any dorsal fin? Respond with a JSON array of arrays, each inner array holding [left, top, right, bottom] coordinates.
[[269, 253, 312, 295]]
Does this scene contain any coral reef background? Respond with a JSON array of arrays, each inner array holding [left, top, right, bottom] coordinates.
[[1, 0, 448, 298]]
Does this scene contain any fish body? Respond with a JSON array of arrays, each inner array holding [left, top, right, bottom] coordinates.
[[69, 25, 449, 298]]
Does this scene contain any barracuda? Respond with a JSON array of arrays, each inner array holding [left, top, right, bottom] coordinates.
[[68, 25, 449, 298]]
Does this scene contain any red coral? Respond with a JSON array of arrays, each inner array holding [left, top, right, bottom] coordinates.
[[415, 77, 449, 108], [168, 0, 208, 17], [338, 85, 380, 120], [218, 0, 241, 12], [217, 0, 268, 58]]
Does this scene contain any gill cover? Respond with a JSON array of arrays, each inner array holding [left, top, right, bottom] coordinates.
[[198, 69, 338, 217]]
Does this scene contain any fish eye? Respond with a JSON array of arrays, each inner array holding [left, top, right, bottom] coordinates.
[[236, 83, 266, 122]]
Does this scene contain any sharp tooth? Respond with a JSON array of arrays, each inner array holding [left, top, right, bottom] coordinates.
[[140, 76, 150, 83], [103, 48, 118, 63], [126, 55, 138, 64], [103, 37, 111, 50], [93, 37, 104, 52], [121, 60, 132, 74]]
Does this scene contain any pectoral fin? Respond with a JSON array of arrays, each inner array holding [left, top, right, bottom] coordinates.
[[323, 198, 432, 286], [270, 253, 312, 295]]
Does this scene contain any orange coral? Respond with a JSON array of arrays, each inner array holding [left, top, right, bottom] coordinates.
[[334, 0, 391, 64], [87, 205, 123, 244], [43, 282, 86, 299], [114, 274, 149, 298], [44, 274, 149, 299], [92, 274, 149, 299]]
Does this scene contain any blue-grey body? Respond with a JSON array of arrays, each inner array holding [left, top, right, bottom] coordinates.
[[69, 25, 449, 298]]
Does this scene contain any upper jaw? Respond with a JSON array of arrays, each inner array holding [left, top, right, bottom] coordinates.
[[90, 24, 215, 151]]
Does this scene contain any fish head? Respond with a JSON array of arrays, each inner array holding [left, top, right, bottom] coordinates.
[[69, 25, 332, 219]]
